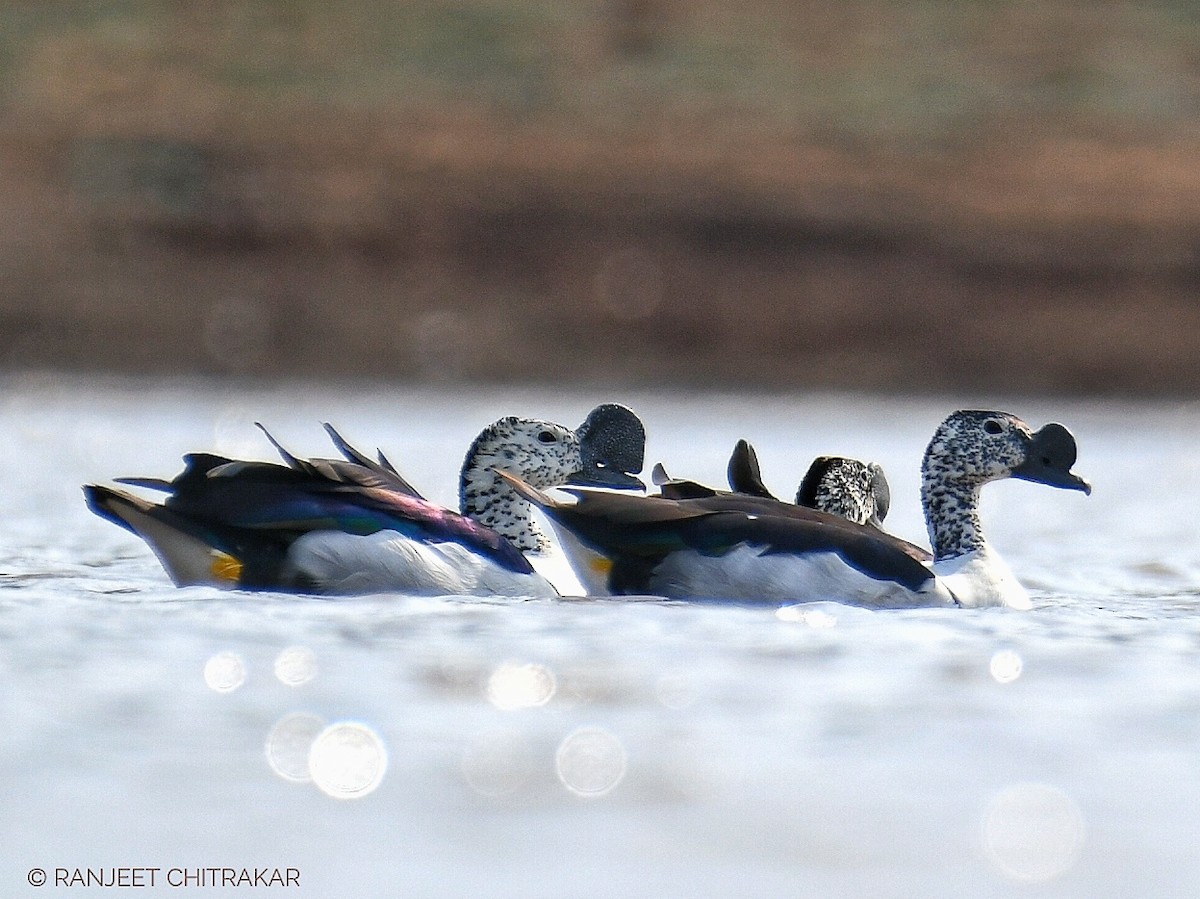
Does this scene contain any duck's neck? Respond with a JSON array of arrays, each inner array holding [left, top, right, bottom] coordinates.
[[459, 447, 549, 555], [920, 474, 986, 562]]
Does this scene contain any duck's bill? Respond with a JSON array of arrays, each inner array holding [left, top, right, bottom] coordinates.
[[566, 465, 646, 491], [1014, 465, 1092, 495], [1012, 422, 1093, 495], [576, 404, 647, 481]]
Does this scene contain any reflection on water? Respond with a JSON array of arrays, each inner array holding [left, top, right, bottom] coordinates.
[[981, 783, 1086, 883], [308, 722, 388, 800], [266, 713, 326, 784], [988, 649, 1023, 684], [486, 662, 557, 711], [273, 646, 318, 687], [3, 377, 1200, 896], [555, 727, 628, 798], [202, 651, 246, 694], [776, 604, 839, 628]]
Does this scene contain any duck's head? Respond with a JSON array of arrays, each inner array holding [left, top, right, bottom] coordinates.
[[922, 410, 1091, 495], [572, 403, 646, 491], [796, 456, 892, 527], [462, 408, 645, 498], [462, 417, 585, 491]]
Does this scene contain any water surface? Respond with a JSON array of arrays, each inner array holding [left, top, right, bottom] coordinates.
[[3, 375, 1199, 897]]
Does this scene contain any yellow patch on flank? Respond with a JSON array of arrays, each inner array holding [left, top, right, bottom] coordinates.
[[589, 556, 614, 576], [210, 551, 244, 583]]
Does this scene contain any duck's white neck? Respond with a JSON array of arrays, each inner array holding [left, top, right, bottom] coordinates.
[[920, 474, 986, 562], [459, 450, 549, 555]]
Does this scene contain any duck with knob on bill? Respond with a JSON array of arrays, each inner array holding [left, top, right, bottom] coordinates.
[[83, 407, 645, 598], [497, 410, 1090, 609]]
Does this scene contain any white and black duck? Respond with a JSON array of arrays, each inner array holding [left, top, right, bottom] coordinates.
[[499, 410, 1090, 609], [84, 407, 645, 598], [655, 439, 892, 528]]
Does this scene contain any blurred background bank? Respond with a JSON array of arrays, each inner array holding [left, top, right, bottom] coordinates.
[[2, 0, 1199, 392]]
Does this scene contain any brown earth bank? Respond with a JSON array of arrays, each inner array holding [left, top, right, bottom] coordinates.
[[3, 1, 1200, 394], [4, 123, 1197, 395]]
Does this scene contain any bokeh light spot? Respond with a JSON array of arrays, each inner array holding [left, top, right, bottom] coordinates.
[[203, 651, 246, 693], [990, 649, 1023, 684], [981, 782, 1085, 883], [555, 726, 627, 797], [487, 662, 556, 710], [274, 645, 318, 687], [264, 712, 325, 783], [460, 728, 536, 798], [308, 722, 388, 800]]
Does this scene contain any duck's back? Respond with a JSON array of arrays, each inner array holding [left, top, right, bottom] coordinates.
[[536, 488, 953, 608]]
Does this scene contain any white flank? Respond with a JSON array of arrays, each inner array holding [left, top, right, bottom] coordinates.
[[286, 531, 558, 598], [648, 544, 957, 610]]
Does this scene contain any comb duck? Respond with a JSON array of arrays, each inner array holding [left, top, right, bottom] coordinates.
[[499, 411, 1090, 609], [655, 440, 892, 528], [84, 408, 645, 598]]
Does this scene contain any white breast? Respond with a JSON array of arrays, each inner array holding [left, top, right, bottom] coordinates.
[[932, 546, 1031, 609], [648, 544, 957, 609], [285, 531, 558, 598], [528, 544, 588, 597]]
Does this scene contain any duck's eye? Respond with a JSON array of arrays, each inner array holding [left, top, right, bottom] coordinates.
[[983, 419, 1004, 435], [537, 431, 557, 444]]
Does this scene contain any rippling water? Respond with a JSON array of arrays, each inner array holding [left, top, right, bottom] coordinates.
[[4, 374, 1200, 897]]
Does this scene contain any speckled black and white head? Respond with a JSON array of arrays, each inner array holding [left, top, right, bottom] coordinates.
[[920, 410, 1091, 560], [725, 439, 889, 527], [796, 456, 891, 527], [459, 418, 583, 553]]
